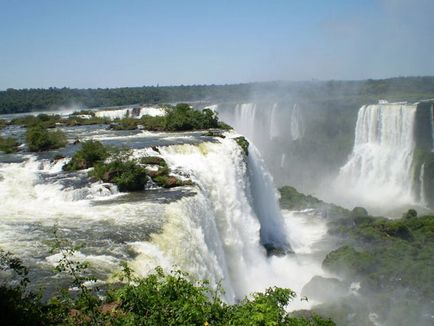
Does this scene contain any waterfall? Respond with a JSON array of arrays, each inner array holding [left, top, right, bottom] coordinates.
[[233, 103, 257, 140], [247, 144, 290, 252], [290, 104, 304, 140], [431, 105, 434, 152], [0, 133, 327, 309], [420, 163, 426, 206], [269, 103, 279, 139], [280, 153, 286, 168], [336, 103, 417, 207], [132, 138, 292, 302], [95, 107, 166, 119]]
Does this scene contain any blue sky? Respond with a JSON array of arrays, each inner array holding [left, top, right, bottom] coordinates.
[[0, 0, 433, 89]]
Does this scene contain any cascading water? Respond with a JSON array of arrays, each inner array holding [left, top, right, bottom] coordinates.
[[431, 104, 434, 152], [419, 163, 426, 206], [214, 102, 303, 145], [129, 137, 325, 305], [247, 144, 290, 252], [233, 103, 257, 140], [0, 128, 328, 309], [334, 103, 418, 209], [290, 104, 304, 140], [95, 107, 167, 119], [269, 103, 279, 139]]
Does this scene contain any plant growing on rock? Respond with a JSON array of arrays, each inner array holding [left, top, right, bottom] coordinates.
[[234, 136, 249, 155], [0, 136, 20, 153], [63, 140, 109, 171], [25, 124, 67, 152]]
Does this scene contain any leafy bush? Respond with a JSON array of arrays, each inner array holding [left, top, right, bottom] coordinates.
[[70, 110, 96, 117], [0, 137, 20, 153], [63, 140, 109, 171], [110, 117, 139, 130], [234, 136, 249, 155], [91, 157, 148, 192], [0, 250, 335, 325], [153, 175, 192, 188], [25, 125, 67, 152], [165, 104, 219, 131], [11, 114, 63, 128]]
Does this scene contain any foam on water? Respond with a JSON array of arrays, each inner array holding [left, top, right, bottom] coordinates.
[[0, 132, 329, 309], [95, 107, 167, 120]]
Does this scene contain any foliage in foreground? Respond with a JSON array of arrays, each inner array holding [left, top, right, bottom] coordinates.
[[0, 243, 334, 326]]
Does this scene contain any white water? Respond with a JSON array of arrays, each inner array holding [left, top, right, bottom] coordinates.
[[333, 103, 417, 209], [0, 131, 328, 309], [247, 144, 289, 250], [129, 138, 327, 305], [431, 104, 434, 152], [95, 107, 167, 119], [233, 103, 257, 140], [269, 103, 279, 139], [0, 156, 163, 272], [290, 104, 304, 140], [420, 163, 426, 206], [215, 102, 304, 146]]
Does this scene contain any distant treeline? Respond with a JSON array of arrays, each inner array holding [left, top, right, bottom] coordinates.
[[1, 76, 434, 114]]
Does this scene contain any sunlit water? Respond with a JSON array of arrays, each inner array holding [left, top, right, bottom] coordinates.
[[0, 122, 330, 310]]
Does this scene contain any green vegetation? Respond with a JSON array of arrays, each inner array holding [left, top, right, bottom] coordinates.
[[0, 237, 334, 326], [62, 142, 192, 192], [25, 125, 67, 152], [324, 212, 434, 296], [63, 140, 109, 171], [110, 104, 222, 132], [91, 159, 148, 192], [165, 104, 219, 131], [279, 186, 350, 219], [0, 136, 20, 153], [70, 109, 96, 117], [10, 113, 111, 128], [235, 136, 249, 155], [0, 119, 7, 129], [2, 77, 434, 114], [279, 185, 434, 325], [153, 175, 193, 188]]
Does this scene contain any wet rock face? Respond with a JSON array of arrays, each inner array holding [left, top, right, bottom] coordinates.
[[414, 102, 434, 151], [263, 243, 293, 257]]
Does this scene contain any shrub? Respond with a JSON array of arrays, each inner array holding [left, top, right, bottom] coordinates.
[[11, 114, 62, 128], [25, 125, 67, 152], [153, 175, 192, 188], [91, 159, 148, 192], [0, 137, 20, 153], [165, 104, 219, 131], [403, 209, 417, 219], [351, 206, 368, 218], [234, 136, 249, 155], [63, 140, 109, 171], [110, 118, 139, 130]]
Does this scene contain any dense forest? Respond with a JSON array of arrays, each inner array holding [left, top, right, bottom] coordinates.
[[1, 76, 434, 114]]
